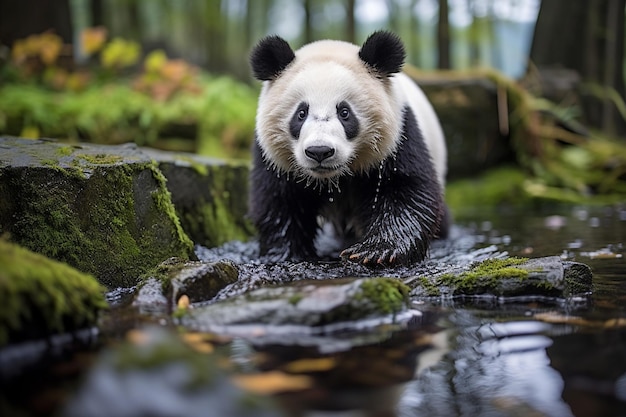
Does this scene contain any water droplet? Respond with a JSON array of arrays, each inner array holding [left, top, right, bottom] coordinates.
[[329, 197, 334, 203]]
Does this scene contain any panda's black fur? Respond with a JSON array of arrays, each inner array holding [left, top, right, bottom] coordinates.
[[249, 31, 448, 266]]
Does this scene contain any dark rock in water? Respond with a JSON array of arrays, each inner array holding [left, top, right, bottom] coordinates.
[[63, 327, 276, 417], [131, 258, 239, 315], [132, 277, 169, 316], [181, 277, 413, 333], [409, 256, 593, 299], [159, 257, 239, 304]]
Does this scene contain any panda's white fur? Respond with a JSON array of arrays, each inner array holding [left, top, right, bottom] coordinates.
[[249, 31, 448, 266], [255, 39, 446, 189]]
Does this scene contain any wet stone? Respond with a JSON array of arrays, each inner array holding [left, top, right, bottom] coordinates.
[[63, 327, 276, 417], [410, 256, 593, 298], [164, 258, 239, 304], [131, 258, 239, 315], [181, 277, 413, 333]]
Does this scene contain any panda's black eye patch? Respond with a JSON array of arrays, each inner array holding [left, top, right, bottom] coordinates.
[[337, 101, 359, 139], [338, 106, 350, 120], [290, 102, 309, 139]]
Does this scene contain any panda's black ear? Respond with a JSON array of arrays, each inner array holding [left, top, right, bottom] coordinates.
[[250, 35, 296, 81], [358, 31, 406, 77]]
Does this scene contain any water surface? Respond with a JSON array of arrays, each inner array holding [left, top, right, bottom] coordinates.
[[2, 204, 625, 417]]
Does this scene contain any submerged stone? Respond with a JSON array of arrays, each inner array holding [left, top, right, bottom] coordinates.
[[63, 327, 276, 417], [411, 256, 593, 298], [181, 277, 412, 332], [0, 239, 107, 346]]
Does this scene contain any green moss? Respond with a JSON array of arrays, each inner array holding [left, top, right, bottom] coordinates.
[[176, 155, 209, 176], [149, 163, 194, 252], [174, 163, 253, 248], [75, 153, 123, 165], [417, 276, 442, 297], [56, 145, 74, 157], [288, 294, 303, 305], [420, 257, 531, 296], [356, 278, 410, 315], [0, 239, 107, 346], [199, 192, 252, 246], [4, 159, 193, 288]]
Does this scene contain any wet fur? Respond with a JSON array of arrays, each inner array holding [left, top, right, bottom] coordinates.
[[250, 106, 447, 265], [249, 32, 448, 266]]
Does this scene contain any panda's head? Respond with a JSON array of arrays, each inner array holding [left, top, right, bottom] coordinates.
[[250, 31, 406, 183]]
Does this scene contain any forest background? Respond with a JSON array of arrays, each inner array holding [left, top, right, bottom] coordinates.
[[1, 0, 625, 203]]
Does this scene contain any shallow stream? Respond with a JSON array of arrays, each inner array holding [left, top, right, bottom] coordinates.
[[2, 204, 625, 417]]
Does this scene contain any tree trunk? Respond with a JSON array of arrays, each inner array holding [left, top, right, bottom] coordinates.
[[386, 0, 400, 34], [437, 0, 450, 69], [345, 0, 356, 44], [0, 0, 73, 47], [409, 0, 421, 67], [90, 0, 104, 27], [304, 0, 314, 44], [206, 0, 227, 73], [529, 0, 626, 136]]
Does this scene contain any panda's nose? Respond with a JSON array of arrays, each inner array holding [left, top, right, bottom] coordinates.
[[305, 146, 335, 163]]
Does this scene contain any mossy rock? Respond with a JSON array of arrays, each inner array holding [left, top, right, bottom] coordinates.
[[142, 149, 254, 247], [412, 256, 592, 298], [0, 137, 193, 288], [409, 70, 516, 180], [0, 239, 107, 346], [131, 258, 240, 315], [181, 277, 411, 331]]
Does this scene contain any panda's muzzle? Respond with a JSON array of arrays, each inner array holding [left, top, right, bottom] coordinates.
[[305, 145, 335, 163]]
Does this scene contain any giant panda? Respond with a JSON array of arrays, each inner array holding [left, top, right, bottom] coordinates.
[[248, 31, 448, 266]]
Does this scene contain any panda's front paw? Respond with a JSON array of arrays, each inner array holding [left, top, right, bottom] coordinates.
[[340, 242, 406, 267]]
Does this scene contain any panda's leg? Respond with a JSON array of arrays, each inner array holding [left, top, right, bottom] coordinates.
[[340, 107, 444, 266], [340, 181, 444, 266], [249, 142, 320, 262]]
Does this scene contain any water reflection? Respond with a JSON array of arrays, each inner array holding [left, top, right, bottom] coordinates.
[[399, 316, 575, 417], [3, 206, 625, 416]]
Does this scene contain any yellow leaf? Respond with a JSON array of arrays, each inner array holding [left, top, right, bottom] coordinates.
[[231, 371, 313, 394], [604, 318, 626, 328], [127, 329, 150, 346], [81, 27, 108, 56], [282, 357, 336, 373], [181, 332, 215, 354], [144, 50, 167, 73], [101, 38, 141, 69], [177, 294, 190, 309], [38, 32, 63, 65]]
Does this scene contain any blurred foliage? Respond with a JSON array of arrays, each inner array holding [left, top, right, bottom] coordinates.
[[100, 37, 141, 70], [2, 27, 625, 203], [0, 29, 258, 158], [470, 71, 626, 205]]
